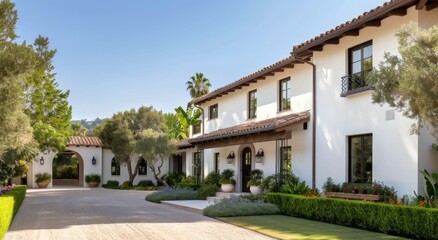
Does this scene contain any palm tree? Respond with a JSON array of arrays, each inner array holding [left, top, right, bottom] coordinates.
[[71, 122, 88, 136], [186, 73, 211, 99]]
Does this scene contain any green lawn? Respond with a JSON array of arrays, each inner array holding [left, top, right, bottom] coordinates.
[[219, 215, 405, 240]]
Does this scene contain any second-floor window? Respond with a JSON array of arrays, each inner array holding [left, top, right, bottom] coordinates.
[[279, 78, 291, 111], [248, 90, 257, 119], [192, 123, 201, 135], [209, 104, 218, 120], [342, 41, 373, 96]]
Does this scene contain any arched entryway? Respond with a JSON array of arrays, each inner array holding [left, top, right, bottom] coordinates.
[[241, 147, 252, 192], [52, 150, 84, 186]]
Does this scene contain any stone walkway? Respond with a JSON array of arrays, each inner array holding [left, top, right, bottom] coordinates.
[[5, 187, 273, 240]]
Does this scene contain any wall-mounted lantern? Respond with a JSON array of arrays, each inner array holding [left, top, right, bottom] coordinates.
[[226, 151, 235, 164], [92, 157, 97, 165], [40, 156, 45, 165], [255, 148, 264, 163]]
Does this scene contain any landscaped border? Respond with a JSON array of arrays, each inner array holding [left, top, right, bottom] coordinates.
[[266, 193, 438, 239], [0, 185, 27, 239]]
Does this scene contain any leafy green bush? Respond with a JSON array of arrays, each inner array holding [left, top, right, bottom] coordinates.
[[137, 180, 154, 187], [199, 184, 217, 199], [203, 172, 221, 187], [145, 186, 199, 203], [164, 172, 186, 186], [266, 193, 438, 239], [176, 176, 198, 189], [0, 186, 27, 239], [247, 169, 264, 187], [121, 180, 133, 189], [220, 169, 236, 185], [280, 180, 310, 195], [102, 180, 119, 188], [203, 196, 280, 217], [261, 173, 299, 192], [85, 174, 101, 183], [35, 173, 51, 183]]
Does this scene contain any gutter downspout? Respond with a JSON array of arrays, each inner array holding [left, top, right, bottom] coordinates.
[[293, 55, 317, 190]]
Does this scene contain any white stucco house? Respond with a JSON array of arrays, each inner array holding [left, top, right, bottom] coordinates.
[[176, 0, 438, 196], [27, 136, 169, 188]]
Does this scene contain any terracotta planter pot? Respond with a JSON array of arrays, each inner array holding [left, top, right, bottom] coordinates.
[[87, 182, 99, 188], [249, 186, 264, 195], [324, 191, 384, 202], [37, 181, 49, 188], [221, 184, 234, 192]]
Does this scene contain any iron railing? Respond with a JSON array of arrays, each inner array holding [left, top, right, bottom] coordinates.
[[341, 69, 372, 97]]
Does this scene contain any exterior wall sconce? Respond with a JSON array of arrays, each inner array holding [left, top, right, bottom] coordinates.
[[255, 148, 264, 163], [226, 151, 235, 164], [40, 156, 45, 165], [92, 157, 97, 165]]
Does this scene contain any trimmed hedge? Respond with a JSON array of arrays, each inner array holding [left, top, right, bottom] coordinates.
[[0, 185, 27, 239], [266, 193, 438, 239]]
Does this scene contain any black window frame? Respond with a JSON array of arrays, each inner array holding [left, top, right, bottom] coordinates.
[[280, 146, 291, 175], [111, 158, 120, 176], [348, 134, 373, 183], [214, 152, 220, 174], [248, 89, 257, 119], [279, 78, 291, 111], [192, 123, 201, 135], [138, 157, 147, 175], [341, 41, 373, 96], [209, 104, 218, 120]]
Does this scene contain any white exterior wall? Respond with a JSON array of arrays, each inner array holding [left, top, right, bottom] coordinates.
[[102, 149, 169, 186], [313, 6, 420, 195], [68, 146, 102, 184]]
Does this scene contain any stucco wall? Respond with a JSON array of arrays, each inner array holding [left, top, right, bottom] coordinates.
[[313, 6, 420, 196]]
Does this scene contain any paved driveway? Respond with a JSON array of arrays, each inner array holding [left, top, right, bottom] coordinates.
[[5, 187, 272, 240]]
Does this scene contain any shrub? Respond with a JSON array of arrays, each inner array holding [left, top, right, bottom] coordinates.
[[247, 169, 264, 187], [203, 196, 280, 217], [164, 172, 186, 186], [261, 173, 299, 192], [145, 186, 199, 203], [280, 180, 310, 195], [121, 180, 133, 189], [176, 176, 198, 189], [199, 184, 217, 199], [137, 180, 154, 187], [203, 172, 221, 187], [131, 186, 161, 191], [35, 173, 51, 183], [105, 180, 119, 188], [0, 185, 27, 239], [85, 174, 101, 183], [266, 193, 438, 239], [220, 169, 236, 185]]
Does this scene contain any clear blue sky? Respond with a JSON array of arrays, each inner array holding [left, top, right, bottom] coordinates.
[[14, 0, 387, 120]]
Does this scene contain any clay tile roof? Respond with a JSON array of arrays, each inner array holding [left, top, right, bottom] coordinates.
[[67, 136, 102, 147], [188, 111, 310, 144], [292, 0, 418, 56], [175, 139, 194, 150], [192, 55, 298, 105]]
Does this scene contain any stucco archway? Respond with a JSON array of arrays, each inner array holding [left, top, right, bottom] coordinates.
[[52, 149, 84, 186]]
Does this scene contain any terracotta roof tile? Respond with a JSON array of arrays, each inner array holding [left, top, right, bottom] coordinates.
[[188, 111, 310, 144], [67, 136, 102, 147], [292, 0, 417, 55], [175, 139, 194, 149], [192, 56, 298, 104]]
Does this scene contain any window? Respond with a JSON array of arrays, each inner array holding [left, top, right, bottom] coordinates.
[[111, 158, 120, 176], [209, 104, 218, 119], [138, 157, 147, 175], [342, 41, 373, 96], [349, 134, 372, 183], [280, 146, 291, 175], [193, 152, 201, 179], [192, 123, 201, 135], [279, 78, 291, 111], [248, 90, 257, 119], [214, 152, 220, 173]]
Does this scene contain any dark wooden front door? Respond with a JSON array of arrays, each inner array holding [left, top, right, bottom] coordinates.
[[241, 147, 252, 192]]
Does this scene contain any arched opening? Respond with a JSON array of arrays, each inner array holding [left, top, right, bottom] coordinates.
[[241, 147, 252, 192], [52, 150, 84, 186]]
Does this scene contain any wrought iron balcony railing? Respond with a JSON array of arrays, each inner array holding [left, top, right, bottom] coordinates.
[[341, 69, 373, 97]]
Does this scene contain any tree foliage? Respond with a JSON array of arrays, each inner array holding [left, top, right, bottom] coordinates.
[[186, 72, 211, 99], [97, 106, 169, 183], [71, 122, 88, 136], [169, 103, 202, 140], [368, 23, 438, 142]]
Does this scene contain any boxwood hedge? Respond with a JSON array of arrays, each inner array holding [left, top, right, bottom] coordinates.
[[266, 193, 438, 239], [0, 185, 27, 239]]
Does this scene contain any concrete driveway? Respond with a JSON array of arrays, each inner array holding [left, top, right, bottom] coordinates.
[[4, 187, 272, 240]]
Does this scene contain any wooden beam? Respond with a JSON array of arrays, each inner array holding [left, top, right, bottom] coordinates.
[[342, 29, 360, 37], [426, 1, 438, 11], [282, 64, 294, 69], [264, 72, 275, 77], [387, 8, 407, 16], [197, 130, 291, 149], [416, 0, 427, 9], [273, 68, 285, 73], [325, 38, 340, 45], [362, 20, 381, 27], [309, 45, 324, 52]]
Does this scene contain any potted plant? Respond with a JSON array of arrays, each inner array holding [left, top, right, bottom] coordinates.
[[247, 169, 264, 195], [219, 169, 236, 192], [85, 174, 101, 187], [35, 173, 51, 188]]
